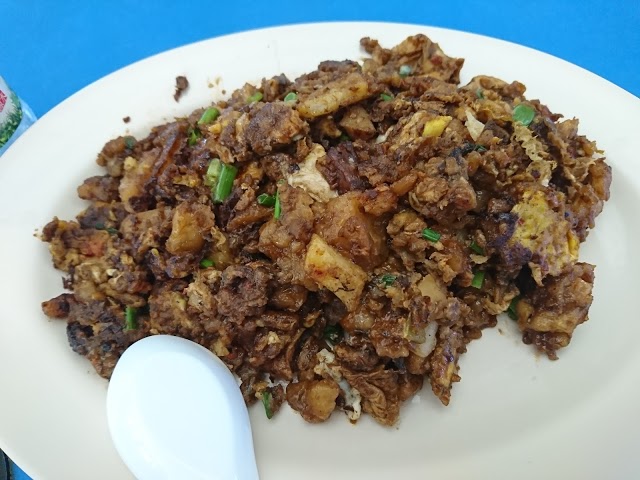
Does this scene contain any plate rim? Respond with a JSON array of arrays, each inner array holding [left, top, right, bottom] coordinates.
[[1, 20, 639, 480]]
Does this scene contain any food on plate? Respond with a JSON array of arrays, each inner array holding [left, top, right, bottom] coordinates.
[[40, 34, 611, 426], [173, 75, 189, 102]]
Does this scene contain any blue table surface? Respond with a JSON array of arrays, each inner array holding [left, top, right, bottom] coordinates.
[[1, 0, 638, 118], [0, 0, 638, 478]]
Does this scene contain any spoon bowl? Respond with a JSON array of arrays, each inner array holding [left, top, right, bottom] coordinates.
[[106, 335, 259, 480]]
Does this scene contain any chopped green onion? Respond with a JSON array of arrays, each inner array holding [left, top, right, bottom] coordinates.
[[338, 133, 350, 143], [124, 306, 138, 331], [187, 128, 201, 146], [261, 391, 274, 419], [124, 136, 136, 149], [512, 104, 536, 126], [471, 270, 485, 289], [474, 144, 487, 153], [470, 241, 484, 255], [273, 189, 282, 219], [380, 93, 394, 101], [507, 296, 520, 320], [283, 92, 298, 103], [399, 65, 412, 77], [247, 91, 263, 103], [323, 324, 344, 345], [197, 107, 220, 125], [378, 273, 397, 287], [257, 193, 276, 207], [212, 163, 238, 203], [475, 88, 484, 99], [199, 258, 214, 268], [422, 228, 441, 242], [95, 223, 117, 235], [204, 158, 222, 187]]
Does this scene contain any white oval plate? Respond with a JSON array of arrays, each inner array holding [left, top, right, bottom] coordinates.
[[1, 22, 639, 480]]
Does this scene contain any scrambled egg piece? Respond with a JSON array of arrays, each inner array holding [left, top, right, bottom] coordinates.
[[513, 123, 556, 185], [422, 115, 452, 138], [287, 143, 338, 203], [296, 72, 369, 118], [391, 111, 451, 151], [314, 349, 362, 422], [509, 189, 579, 284]]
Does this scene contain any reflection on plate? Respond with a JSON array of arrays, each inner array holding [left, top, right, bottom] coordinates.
[[0, 22, 639, 480]]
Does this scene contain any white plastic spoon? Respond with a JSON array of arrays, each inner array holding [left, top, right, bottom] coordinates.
[[106, 335, 259, 480]]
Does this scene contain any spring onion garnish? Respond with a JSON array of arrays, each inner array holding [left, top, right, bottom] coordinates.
[[475, 88, 484, 99], [283, 92, 298, 103], [124, 306, 138, 331], [257, 193, 276, 207], [197, 107, 220, 125], [471, 270, 485, 289], [187, 128, 201, 146], [247, 91, 263, 103], [323, 324, 344, 345], [199, 258, 214, 268], [212, 163, 238, 203], [380, 93, 394, 101], [273, 189, 282, 219], [474, 144, 487, 153], [422, 228, 441, 242], [378, 273, 397, 287], [124, 136, 136, 149], [261, 391, 274, 419], [507, 296, 520, 320], [95, 223, 118, 235], [204, 158, 222, 186], [470, 241, 484, 255], [338, 133, 350, 143], [399, 65, 412, 77], [512, 104, 536, 126]]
